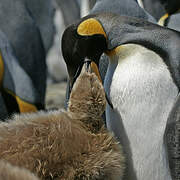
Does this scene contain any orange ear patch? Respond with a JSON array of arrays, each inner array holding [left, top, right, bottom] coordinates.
[[77, 18, 107, 38]]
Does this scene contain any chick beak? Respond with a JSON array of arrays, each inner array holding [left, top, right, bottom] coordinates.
[[84, 58, 92, 73]]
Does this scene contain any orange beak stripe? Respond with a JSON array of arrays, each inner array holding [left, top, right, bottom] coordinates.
[[90, 61, 102, 83]]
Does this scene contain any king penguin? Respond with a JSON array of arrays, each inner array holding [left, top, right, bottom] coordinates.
[[0, 30, 41, 120], [64, 0, 156, 106], [62, 13, 180, 180], [0, 0, 56, 118], [90, 0, 156, 81]]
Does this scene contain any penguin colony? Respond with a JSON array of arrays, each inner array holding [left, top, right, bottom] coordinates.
[[0, 64, 125, 180], [62, 1, 180, 179]]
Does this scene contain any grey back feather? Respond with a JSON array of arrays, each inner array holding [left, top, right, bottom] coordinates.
[[164, 94, 180, 180]]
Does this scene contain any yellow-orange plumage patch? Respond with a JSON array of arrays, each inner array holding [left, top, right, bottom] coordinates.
[[106, 46, 123, 57], [77, 18, 107, 38]]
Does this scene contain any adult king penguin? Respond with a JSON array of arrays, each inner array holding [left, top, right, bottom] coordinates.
[[62, 13, 180, 180], [64, 0, 156, 106]]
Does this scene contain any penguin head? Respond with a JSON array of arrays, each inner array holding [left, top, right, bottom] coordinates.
[[61, 17, 107, 86], [160, 0, 180, 15]]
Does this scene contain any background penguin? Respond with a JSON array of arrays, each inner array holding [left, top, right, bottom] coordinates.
[[24, 0, 55, 53], [56, 0, 80, 26], [158, 0, 180, 32], [62, 12, 180, 179], [139, 0, 166, 20], [0, 31, 40, 120], [91, 0, 156, 23], [0, 0, 55, 118], [139, 0, 180, 31]]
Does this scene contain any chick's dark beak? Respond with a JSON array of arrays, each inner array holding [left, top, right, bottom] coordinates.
[[84, 58, 91, 72]]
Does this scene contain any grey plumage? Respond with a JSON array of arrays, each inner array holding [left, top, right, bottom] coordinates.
[[25, 0, 55, 53], [0, 30, 41, 119], [165, 12, 180, 32], [91, 0, 156, 23], [0, 0, 46, 105], [56, 0, 80, 26], [164, 94, 180, 180], [141, 0, 166, 20], [0, 0, 55, 118]]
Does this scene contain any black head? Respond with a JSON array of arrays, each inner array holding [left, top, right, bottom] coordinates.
[[160, 0, 180, 14], [61, 18, 107, 86]]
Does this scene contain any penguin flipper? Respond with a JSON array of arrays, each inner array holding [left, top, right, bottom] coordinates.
[[164, 93, 180, 180]]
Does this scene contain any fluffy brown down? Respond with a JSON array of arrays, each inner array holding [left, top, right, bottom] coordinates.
[[0, 160, 39, 180], [0, 66, 125, 180]]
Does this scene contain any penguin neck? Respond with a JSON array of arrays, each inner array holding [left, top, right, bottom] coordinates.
[[104, 44, 178, 180]]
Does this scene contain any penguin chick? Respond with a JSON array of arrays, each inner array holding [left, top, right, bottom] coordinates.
[[0, 160, 39, 180], [0, 64, 125, 180]]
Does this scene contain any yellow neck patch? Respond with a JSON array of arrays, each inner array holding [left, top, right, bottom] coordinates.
[[77, 18, 107, 38], [158, 13, 169, 26], [0, 52, 4, 87], [106, 46, 123, 57]]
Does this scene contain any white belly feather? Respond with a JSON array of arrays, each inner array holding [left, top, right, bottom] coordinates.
[[104, 44, 178, 180]]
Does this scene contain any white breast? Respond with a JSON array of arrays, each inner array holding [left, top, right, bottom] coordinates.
[[104, 44, 178, 180]]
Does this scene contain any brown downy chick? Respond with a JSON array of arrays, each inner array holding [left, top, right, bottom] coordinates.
[[68, 64, 106, 133], [0, 160, 39, 180], [0, 63, 125, 180]]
